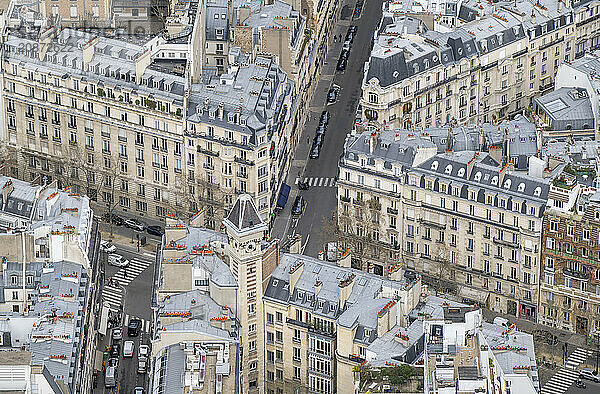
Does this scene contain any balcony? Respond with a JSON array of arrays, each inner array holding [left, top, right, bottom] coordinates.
[[353, 198, 364, 206], [387, 207, 398, 215], [234, 156, 254, 166], [52, 119, 60, 125], [563, 267, 589, 280], [237, 172, 248, 179], [493, 237, 519, 248], [340, 195, 351, 203], [418, 217, 446, 230], [203, 163, 214, 170]]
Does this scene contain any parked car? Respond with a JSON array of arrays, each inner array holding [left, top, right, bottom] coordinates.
[[579, 368, 600, 382], [139, 344, 149, 358], [123, 340, 134, 357], [100, 241, 117, 254], [110, 343, 121, 358], [108, 358, 118, 368], [316, 124, 326, 135], [128, 318, 142, 337], [134, 387, 145, 394], [313, 133, 324, 148], [339, 49, 349, 60], [138, 357, 147, 374], [309, 144, 321, 159], [349, 25, 357, 34], [345, 31, 355, 43], [108, 254, 129, 268], [327, 87, 338, 103], [320, 110, 330, 124], [124, 218, 145, 231], [298, 181, 309, 190], [342, 41, 351, 52], [104, 214, 124, 226], [146, 225, 164, 236], [105, 366, 117, 388], [291, 196, 305, 216], [336, 58, 347, 71], [112, 328, 123, 341]]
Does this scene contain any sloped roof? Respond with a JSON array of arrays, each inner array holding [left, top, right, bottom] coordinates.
[[224, 194, 263, 232]]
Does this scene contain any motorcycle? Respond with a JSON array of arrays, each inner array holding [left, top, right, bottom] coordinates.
[[576, 379, 586, 389]]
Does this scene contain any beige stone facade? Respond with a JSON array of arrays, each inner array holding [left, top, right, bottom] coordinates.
[[41, 0, 112, 27]]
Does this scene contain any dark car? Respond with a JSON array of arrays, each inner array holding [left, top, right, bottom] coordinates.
[[105, 214, 125, 226], [316, 124, 326, 135], [320, 110, 330, 124], [110, 343, 121, 358], [339, 49, 349, 61], [128, 319, 142, 337], [309, 144, 321, 159], [336, 58, 347, 71], [345, 31, 355, 43], [146, 225, 164, 236], [291, 196, 305, 216], [327, 88, 338, 103], [349, 25, 357, 34], [298, 181, 309, 190]]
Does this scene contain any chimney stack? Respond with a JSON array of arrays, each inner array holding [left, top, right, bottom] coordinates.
[[135, 49, 151, 84], [288, 260, 304, 295], [338, 273, 356, 310], [314, 280, 322, 298], [2, 179, 14, 203]]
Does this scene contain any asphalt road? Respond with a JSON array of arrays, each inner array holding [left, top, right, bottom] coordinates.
[[272, 0, 383, 256], [94, 243, 156, 393], [565, 378, 600, 394]]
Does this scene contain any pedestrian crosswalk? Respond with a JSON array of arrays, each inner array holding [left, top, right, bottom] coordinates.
[[124, 313, 152, 334], [542, 347, 592, 394], [112, 258, 153, 287], [294, 177, 337, 187], [102, 284, 123, 309]]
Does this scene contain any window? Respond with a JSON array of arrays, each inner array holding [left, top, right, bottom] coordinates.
[[368, 92, 378, 104]]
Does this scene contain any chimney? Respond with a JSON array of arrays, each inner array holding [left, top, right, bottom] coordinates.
[[38, 25, 58, 61], [238, 5, 251, 24], [466, 152, 478, 179], [82, 36, 98, 72], [2, 179, 14, 202], [218, 103, 225, 120], [558, 0, 563, 12], [135, 49, 151, 84], [336, 248, 351, 268], [288, 260, 304, 295], [498, 164, 509, 187], [204, 98, 210, 111], [338, 273, 356, 310], [388, 262, 403, 282], [314, 280, 322, 298], [377, 300, 397, 337], [369, 131, 378, 154], [531, 9, 536, 25]]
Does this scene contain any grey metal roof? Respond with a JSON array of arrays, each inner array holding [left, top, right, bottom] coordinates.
[[535, 87, 595, 131]]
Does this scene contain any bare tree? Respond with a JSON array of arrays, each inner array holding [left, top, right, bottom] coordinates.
[[0, 144, 19, 177], [323, 197, 397, 274], [174, 171, 228, 229]]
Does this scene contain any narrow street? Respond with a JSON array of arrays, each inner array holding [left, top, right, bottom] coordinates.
[[271, 0, 383, 256]]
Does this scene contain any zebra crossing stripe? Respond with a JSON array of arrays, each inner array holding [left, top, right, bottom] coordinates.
[[293, 177, 337, 187], [295, 177, 299, 185], [124, 314, 152, 333], [542, 347, 590, 394]]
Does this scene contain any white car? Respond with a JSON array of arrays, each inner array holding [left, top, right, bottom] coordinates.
[[112, 328, 122, 341], [108, 254, 129, 268], [124, 219, 145, 231], [100, 241, 117, 254], [123, 340, 134, 357], [139, 344, 149, 358]]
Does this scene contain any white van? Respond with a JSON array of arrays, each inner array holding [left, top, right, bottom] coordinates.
[[123, 340, 134, 357], [105, 366, 116, 388]]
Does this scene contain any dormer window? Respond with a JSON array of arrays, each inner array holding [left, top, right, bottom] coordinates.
[[491, 176, 498, 185], [518, 182, 525, 192], [457, 168, 465, 177], [445, 164, 452, 174], [431, 161, 439, 171], [474, 172, 482, 182], [534, 187, 541, 197], [504, 179, 511, 189]]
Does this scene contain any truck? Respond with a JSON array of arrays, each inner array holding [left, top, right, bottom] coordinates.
[[105, 366, 116, 388]]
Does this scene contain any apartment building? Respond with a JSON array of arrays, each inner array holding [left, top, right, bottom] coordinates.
[[361, 0, 575, 130], [40, 0, 112, 27], [423, 308, 540, 394], [1, 22, 296, 227], [0, 176, 100, 393], [538, 143, 600, 335], [337, 123, 550, 319], [262, 253, 423, 394], [534, 51, 600, 138]]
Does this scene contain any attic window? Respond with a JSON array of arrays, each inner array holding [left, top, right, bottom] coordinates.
[[445, 164, 452, 174], [518, 182, 525, 192], [474, 172, 482, 181], [319, 300, 324, 309], [504, 179, 511, 189], [457, 168, 465, 177], [431, 161, 438, 170], [491, 176, 498, 185], [534, 187, 542, 197]]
